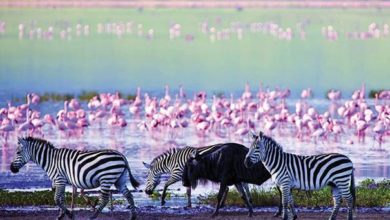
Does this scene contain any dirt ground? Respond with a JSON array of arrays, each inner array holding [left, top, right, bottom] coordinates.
[[1, 209, 389, 220]]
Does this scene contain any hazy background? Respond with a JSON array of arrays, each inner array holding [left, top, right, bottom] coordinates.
[[0, 7, 389, 98]]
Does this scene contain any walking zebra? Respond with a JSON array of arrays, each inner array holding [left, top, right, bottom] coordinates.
[[143, 144, 226, 207], [10, 137, 139, 220], [244, 131, 356, 220]]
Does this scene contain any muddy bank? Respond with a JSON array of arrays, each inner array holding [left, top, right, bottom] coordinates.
[[1, 206, 389, 220]]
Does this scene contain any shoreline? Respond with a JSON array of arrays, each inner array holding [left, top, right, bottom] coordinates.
[[1, 1, 390, 9], [1, 206, 389, 219]]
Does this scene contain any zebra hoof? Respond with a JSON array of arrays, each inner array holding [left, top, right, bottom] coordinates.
[[130, 213, 137, 220], [293, 214, 298, 220], [211, 211, 219, 218], [67, 212, 74, 220], [248, 211, 253, 217], [273, 211, 282, 217], [89, 213, 98, 220], [161, 200, 166, 206], [56, 210, 65, 220]]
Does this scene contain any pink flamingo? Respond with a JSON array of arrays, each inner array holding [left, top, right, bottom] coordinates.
[[301, 88, 312, 99], [17, 110, 33, 134], [327, 90, 341, 101], [373, 120, 387, 147]]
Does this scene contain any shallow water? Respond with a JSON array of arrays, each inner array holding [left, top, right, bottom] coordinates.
[[0, 99, 389, 206]]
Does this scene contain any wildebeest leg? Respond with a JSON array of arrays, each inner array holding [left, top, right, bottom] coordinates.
[[219, 186, 229, 208], [235, 183, 253, 217], [212, 184, 228, 218], [186, 187, 192, 207], [161, 177, 179, 206], [274, 186, 283, 217]]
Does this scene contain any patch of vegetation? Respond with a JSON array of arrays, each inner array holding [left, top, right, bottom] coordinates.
[[0, 189, 96, 207], [213, 92, 225, 99], [369, 89, 384, 99], [40, 92, 75, 102], [148, 191, 171, 201], [199, 179, 390, 208], [78, 91, 99, 101], [126, 94, 136, 101]]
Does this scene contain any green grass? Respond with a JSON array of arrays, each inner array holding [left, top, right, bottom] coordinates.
[[0, 189, 97, 207], [0, 8, 389, 95], [0, 179, 388, 207], [199, 179, 390, 208]]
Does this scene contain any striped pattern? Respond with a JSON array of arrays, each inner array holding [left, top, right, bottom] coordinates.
[[11, 137, 139, 220], [245, 132, 356, 220], [144, 144, 222, 206]]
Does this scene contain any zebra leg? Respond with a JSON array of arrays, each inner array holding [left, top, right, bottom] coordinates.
[[339, 185, 354, 220], [71, 186, 77, 212], [242, 183, 253, 204], [329, 186, 341, 220], [80, 189, 98, 211], [219, 186, 229, 208], [235, 183, 253, 217], [212, 184, 228, 218], [274, 186, 283, 217], [280, 185, 291, 220], [54, 184, 73, 220], [288, 193, 298, 220], [89, 188, 110, 220], [161, 177, 179, 206], [115, 175, 137, 220], [186, 187, 192, 208]]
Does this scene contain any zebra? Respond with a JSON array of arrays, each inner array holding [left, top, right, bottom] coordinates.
[[143, 143, 250, 207], [244, 131, 356, 220], [10, 137, 139, 220]]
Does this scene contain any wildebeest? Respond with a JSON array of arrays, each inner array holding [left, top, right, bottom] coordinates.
[[182, 142, 282, 217]]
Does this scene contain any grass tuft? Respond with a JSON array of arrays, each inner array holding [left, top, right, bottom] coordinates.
[[198, 179, 390, 208]]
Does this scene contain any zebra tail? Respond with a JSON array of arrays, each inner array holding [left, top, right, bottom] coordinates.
[[124, 157, 140, 189], [350, 169, 356, 210]]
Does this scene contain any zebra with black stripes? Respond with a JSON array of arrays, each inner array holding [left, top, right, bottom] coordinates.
[[143, 144, 228, 207], [244, 131, 356, 220], [10, 137, 139, 220]]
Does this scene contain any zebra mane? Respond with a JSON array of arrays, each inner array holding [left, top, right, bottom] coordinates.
[[20, 136, 56, 149], [262, 134, 283, 151], [151, 147, 186, 165]]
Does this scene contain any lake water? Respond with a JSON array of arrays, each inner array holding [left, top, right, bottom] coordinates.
[[0, 98, 388, 206]]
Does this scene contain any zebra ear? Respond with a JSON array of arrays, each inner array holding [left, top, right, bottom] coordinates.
[[189, 151, 197, 159], [259, 131, 264, 138], [250, 130, 257, 139], [17, 137, 24, 145], [142, 162, 152, 169]]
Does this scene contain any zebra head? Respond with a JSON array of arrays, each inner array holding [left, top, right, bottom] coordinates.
[[143, 161, 162, 195], [244, 131, 266, 168], [10, 137, 32, 173]]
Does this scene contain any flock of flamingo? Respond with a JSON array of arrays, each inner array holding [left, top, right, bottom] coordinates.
[[0, 18, 389, 42], [0, 84, 389, 148]]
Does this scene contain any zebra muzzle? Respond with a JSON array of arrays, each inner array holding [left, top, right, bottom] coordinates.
[[10, 163, 19, 173]]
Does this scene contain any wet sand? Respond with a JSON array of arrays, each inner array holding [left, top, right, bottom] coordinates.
[[1, 208, 389, 220]]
